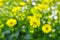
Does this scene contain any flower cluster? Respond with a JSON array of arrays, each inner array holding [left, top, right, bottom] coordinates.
[[0, 0, 60, 40]]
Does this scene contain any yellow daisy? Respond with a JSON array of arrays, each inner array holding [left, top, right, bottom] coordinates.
[[27, 16, 40, 28], [6, 18, 17, 27], [42, 24, 52, 33]]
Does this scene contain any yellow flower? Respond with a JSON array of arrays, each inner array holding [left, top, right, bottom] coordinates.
[[12, 6, 21, 12], [42, 24, 52, 33], [27, 16, 40, 28], [19, 2, 26, 6], [6, 19, 17, 27]]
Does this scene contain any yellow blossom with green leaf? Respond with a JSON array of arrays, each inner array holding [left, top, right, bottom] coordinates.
[[27, 16, 40, 28], [6, 18, 17, 27], [0, 0, 59, 40], [42, 24, 52, 33]]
